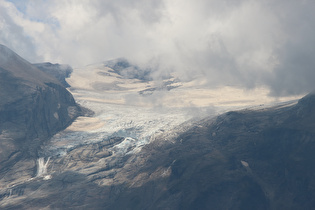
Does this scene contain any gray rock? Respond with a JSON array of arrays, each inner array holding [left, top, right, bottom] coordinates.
[[33, 62, 73, 87], [0, 44, 83, 189]]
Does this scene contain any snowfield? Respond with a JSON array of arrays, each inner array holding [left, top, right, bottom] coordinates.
[[44, 63, 301, 156]]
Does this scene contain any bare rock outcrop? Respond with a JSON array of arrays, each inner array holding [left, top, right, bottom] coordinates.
[[0, 44, 82, 177]]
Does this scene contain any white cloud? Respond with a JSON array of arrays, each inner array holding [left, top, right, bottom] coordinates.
[[1, 0, 315, 96]]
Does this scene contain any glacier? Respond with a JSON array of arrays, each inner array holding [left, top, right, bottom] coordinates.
[[43, 63, 301, 158]]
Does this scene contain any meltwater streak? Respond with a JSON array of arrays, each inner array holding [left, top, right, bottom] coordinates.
[[36, 157, 50, 177]]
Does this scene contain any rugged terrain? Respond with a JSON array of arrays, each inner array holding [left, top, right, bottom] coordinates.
[[2, 90, 315, 209], [1, 46, 315, 209], [105, 93, 315, 209], [0, 44, 84, 198], [33, 62, 73, 88]]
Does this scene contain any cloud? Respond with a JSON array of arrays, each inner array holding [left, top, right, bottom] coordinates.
[[1, 0, 315, 96], [0, 0, 38, 61]]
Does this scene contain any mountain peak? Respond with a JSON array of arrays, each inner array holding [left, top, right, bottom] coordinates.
[[0, 44, 18, 63], [0, 44, 60, 88], [0, 44, 82, 168], [103, 57, 153, 81]]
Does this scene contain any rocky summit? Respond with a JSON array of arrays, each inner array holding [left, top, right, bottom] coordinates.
[[1, 45, 315, 209]]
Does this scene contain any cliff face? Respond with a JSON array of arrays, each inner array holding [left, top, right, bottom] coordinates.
[[33, 62, 73, 87], [11, 83, 80, 157], [0, 44, 81, 165]]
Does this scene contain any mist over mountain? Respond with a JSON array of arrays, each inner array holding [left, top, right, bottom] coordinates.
[[103, 58, 153, 81], [33, 62, 73, 87], [2, 0, 315, 96], [1, 45, 315, 209]]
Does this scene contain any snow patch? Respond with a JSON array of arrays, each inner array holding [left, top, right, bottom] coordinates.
[[53, 112, 59, 120], [241, 160, 249, 167], [36, 157, 50, 178]]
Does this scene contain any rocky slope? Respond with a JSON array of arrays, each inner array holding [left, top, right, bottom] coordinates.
[[88, 93, 315, 210], [33, 62, 73, 87], [0, 45, 83, 192], [106, 93, 315, 210]]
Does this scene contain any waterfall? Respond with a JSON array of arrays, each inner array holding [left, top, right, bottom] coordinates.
[[36, 157, 50, 177]]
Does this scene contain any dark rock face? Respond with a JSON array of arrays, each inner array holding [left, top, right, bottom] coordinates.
[[0, 44, 82, 173], [33, 62, 73, 87], [103, 58, 153, 81]]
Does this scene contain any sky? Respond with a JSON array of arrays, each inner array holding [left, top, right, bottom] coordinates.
[[0, 0, 315, 96]]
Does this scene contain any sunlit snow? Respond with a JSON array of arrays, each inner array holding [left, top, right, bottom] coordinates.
[[44, 63, 302, 157]]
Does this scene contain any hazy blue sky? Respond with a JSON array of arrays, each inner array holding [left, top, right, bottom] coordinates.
[[1, 0, 315, 96]]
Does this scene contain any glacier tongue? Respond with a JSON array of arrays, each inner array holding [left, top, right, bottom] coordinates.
[[44, 102, 195, 156]]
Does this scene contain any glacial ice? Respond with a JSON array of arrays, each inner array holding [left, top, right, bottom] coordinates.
[[45, 102, 194, 156], [43, 63, 300, 158]]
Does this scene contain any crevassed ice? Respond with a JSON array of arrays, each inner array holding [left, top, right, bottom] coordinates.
[[45, 102, 193, 156]]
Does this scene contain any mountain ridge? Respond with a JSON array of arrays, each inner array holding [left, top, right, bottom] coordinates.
[[0, 45, 83, 178]]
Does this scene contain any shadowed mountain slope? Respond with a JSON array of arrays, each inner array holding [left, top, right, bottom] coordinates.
[[0, 44, 82, 175], [104, 93, 315, 210], [33, 62, 73, 88]]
